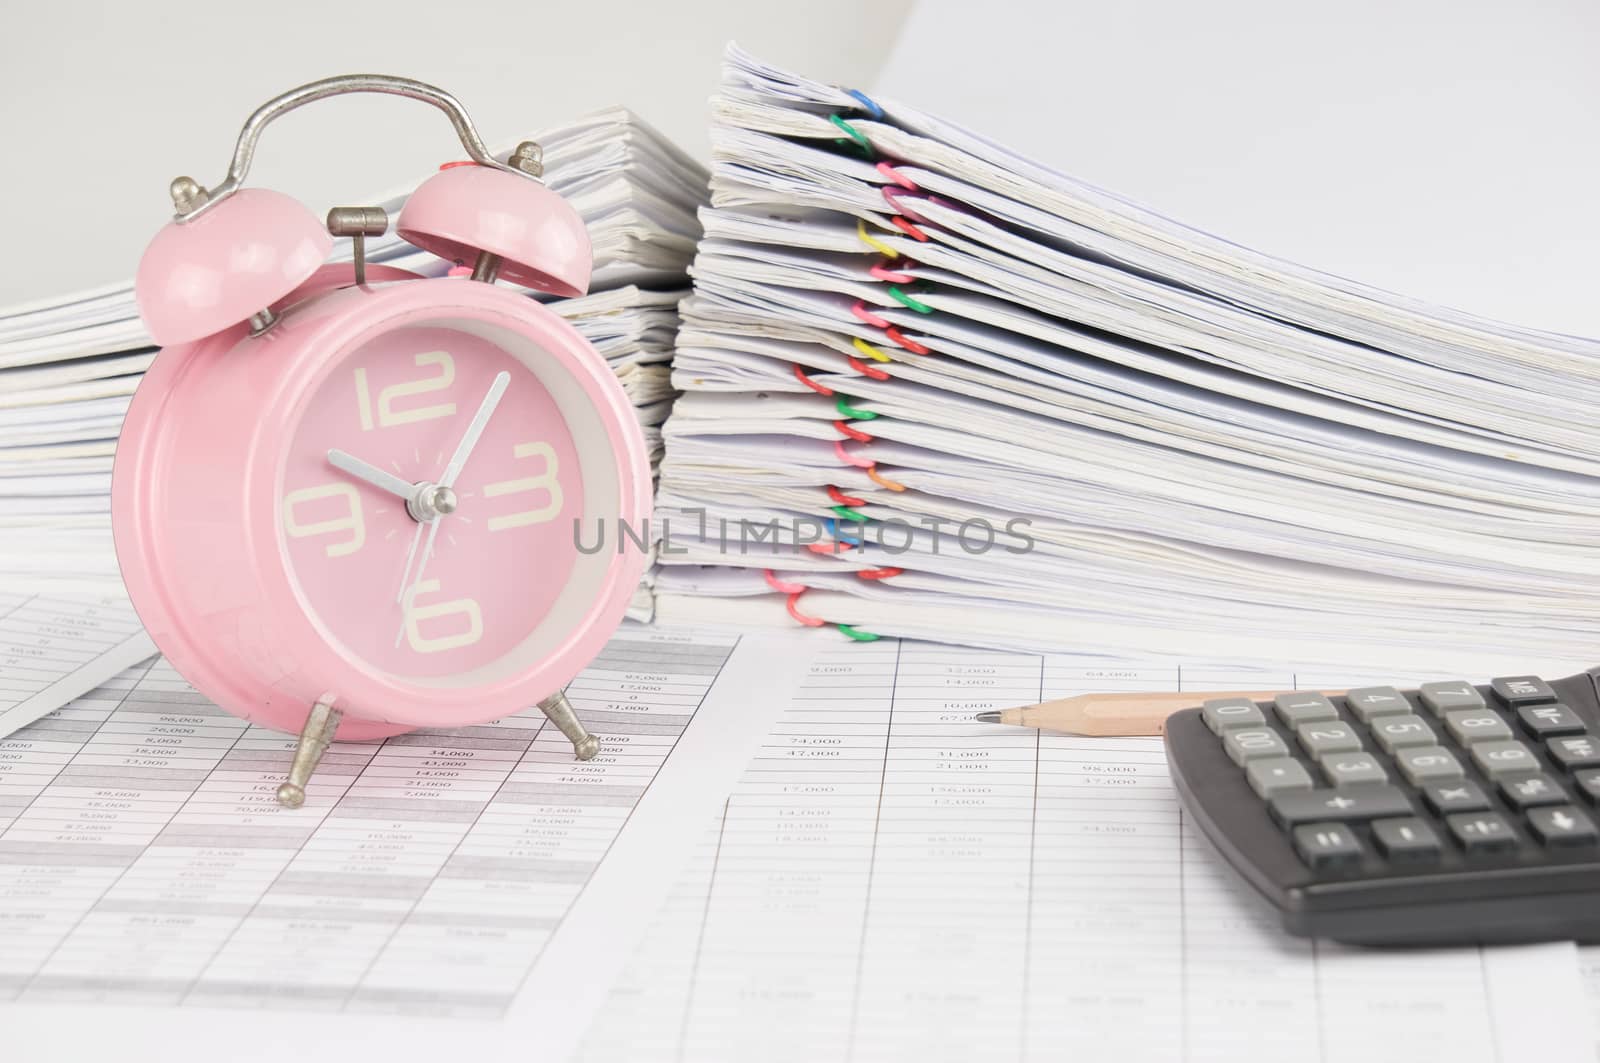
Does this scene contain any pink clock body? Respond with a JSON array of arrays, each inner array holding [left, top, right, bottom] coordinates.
[[114, 264, 652, 741]]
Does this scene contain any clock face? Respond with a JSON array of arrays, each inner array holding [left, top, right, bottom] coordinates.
[[279, 324, 584, 681]]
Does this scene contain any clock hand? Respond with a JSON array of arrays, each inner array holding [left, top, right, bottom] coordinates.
[[440, 371, 510, 488], [328, 448, 416, 502], [394, 371, 510, 644]]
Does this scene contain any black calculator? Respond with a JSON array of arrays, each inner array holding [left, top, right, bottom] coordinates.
[[1165, 668, 1600, 946]]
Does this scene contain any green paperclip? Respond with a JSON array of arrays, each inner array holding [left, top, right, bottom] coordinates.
[[830, 504, 869, 522], [835, 395, 879, 420], [886, 286, 933, 313], [838, 623, 881, 642], [829, 114, 874, 156]]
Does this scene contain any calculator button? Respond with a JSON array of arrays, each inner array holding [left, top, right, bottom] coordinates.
[[1444, 710, 1513, 745], [1574, 770, 1600, 805], [1246, 757, 1314, 798], [1297, 721, 1362, 758], [1547, 735, 1600, 772], [1497, 773, 1567, 809], [1422, 780, 1492, 814], [1273, 692, 1338, 726], [1223, 728, 1289, 765], [1490, 676, 1558, 707], [1419, 681, 1485, 716], [1292, 823, 1363, 869], [1526, 806, 1599, 847], [1471, 740, 1539, 776], [1345, 686, 1411, 722], [1446, 812, 1519, 853], [1371, 714, 1436, 753], [1321, 752, 1388, 788], [1202, 698, 1266, 733], [1516, 703, 1587, 739], [1371, 817, 1442, 863], [1270, 786, 1412, 826], [1395, 747, 1466, 786]]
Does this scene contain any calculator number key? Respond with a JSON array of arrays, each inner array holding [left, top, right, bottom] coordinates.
[[1575, 770, 1600, 805], [1396, 747, 1466, 785], [1345, 686, 1411, 722], [1202, 698, 1266, 733], [1273, 692, 1338, 726], [1526, 806, 1599, 847], [1223, 728, 1289, 765], [1371, 817, 1442, 863], [1372, 714, 1435, 753], [1446, 812, 1519, 854], [1419, 681, 1485, 716], [1292, 823, 1363, 870], [1444, 710, 1512, 745], [1320, 752, 1387, 788], [1548, 735, 1600, 772], [1296, 721, 1361, 758], [1470, 740, 1539, 777]]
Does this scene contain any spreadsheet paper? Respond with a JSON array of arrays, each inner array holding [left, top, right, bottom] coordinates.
[[582, 640, 1589, 1063], [1, 625, 818, 1062], [0, 591, 154, 738]]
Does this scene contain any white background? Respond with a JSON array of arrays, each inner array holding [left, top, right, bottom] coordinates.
[[0, 0, 910, 304], [3, 0, 1598, 337], [877, 0, 1600, 336]]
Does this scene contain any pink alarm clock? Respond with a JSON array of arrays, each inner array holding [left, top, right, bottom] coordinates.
[[115, 76, 652, 807]]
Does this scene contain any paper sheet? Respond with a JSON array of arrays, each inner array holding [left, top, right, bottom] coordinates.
[[581, 640, 1588, 1063], [1, 624, 818, 1063], [0, 591, 154, 738]]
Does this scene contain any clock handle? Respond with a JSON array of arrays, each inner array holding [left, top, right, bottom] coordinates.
[[169, 74, 539, 223], [276, 700, 343, 809], [537, 689, 600, 761]]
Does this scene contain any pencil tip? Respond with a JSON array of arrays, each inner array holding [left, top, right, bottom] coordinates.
[[974, 711, 1001, 723]]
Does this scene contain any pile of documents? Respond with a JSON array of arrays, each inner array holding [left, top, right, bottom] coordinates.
[[651, 47, 1600, 675], [0, 108, 707, 616]]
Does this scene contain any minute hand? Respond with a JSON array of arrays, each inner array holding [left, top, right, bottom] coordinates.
[[440, 370, 511, 488]]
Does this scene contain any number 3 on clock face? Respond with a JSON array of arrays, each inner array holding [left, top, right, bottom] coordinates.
[[279, 324, 585, 680]]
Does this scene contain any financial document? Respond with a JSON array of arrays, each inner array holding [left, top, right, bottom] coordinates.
[[2, 625, 818, 1063], [0, 591, 153, 738], [582, 640, 1589, 1063]]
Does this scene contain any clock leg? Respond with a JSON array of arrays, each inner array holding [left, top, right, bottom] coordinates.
[[536, 689, 600, 761], [276, 700, 343, 809]]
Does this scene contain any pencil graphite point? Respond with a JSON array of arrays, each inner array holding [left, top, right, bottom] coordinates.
[[974, 711, 1001, 723]]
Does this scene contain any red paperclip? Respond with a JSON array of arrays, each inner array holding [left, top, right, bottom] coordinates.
[[793, 362, 834, 396], [786, 591, 826, 626], [851, 300, 891, 330], [834, 419, 875, 443], [845, 354, 892, 380], [857, 566, 904, 580], [764, 569, 807, 594], [827, 485, 866, 507], [890, 215, 930, 241], [869, 261, 915, 284], [883, 326, 930, 355]]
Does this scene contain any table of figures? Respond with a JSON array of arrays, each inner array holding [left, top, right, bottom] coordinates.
[[584, 640, 1564, 1063], [0, 628, 735, 1016], [0, 592, 151, 735]]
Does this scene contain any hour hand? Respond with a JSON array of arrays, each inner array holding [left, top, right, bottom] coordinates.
[[328, 448, 416, 502]]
